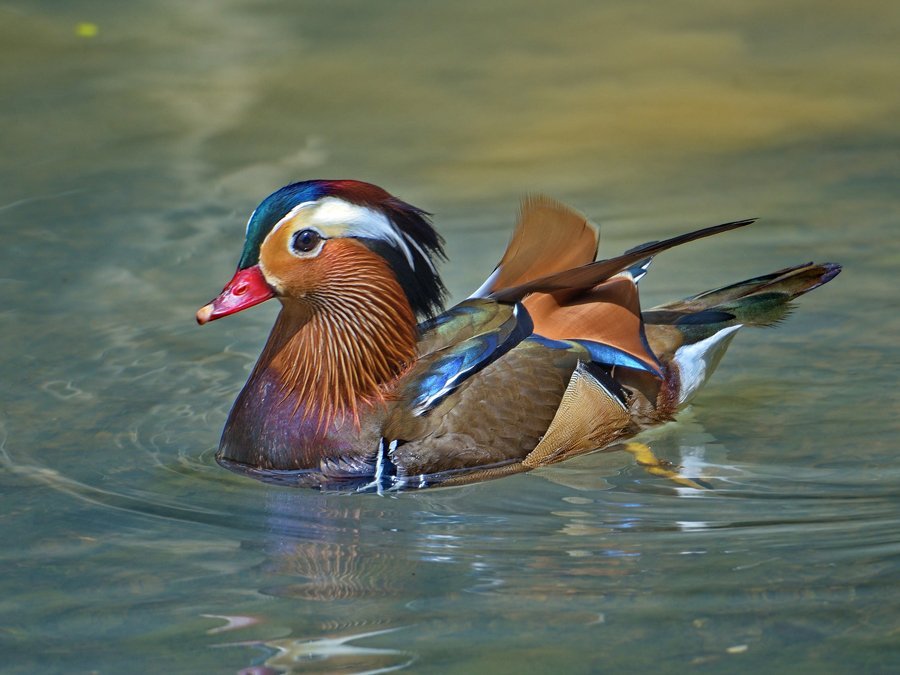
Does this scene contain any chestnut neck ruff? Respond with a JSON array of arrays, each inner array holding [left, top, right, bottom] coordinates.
[[252, 253, 418, 433]]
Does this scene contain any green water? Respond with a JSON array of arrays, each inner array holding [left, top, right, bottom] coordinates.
[[1, 1, 898, 672]]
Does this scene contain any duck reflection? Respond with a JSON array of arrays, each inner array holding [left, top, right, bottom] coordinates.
[[217, 436, 730, 674], [260, 538, 403, 602], [211, 491, 428, 673], [253, 490, 420, 602]]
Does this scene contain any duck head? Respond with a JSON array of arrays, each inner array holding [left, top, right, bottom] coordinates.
[[197, 179, 446, 325], [197, 180, 447, 439]]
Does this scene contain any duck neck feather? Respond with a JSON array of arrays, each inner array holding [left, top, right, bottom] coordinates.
[[219, 243, 420, 470], [250, 269, 418, 433]]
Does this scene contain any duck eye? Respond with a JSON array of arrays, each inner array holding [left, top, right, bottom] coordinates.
[[291, 229, 322, 254]]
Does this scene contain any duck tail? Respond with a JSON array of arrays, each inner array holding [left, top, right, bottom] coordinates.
[[645, 262, 842, 333], [641, 262, 841, 407]]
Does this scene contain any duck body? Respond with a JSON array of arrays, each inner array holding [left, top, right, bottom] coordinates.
[[198, 180, 840, 490]]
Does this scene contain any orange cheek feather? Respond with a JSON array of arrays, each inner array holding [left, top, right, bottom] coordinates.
[[255, 234, 418, 430], [260, 231, 398, 300], [259, 224, 327, 296]]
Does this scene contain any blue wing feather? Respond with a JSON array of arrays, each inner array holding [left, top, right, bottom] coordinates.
[[407, 297, 663, 418], [409, 303, 533, 415], [528, 335, 662, 377]]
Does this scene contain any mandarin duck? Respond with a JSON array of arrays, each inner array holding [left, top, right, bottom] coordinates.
[[197, 180, 840, 491]]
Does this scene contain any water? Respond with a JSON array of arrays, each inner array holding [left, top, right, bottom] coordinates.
[[1, 1, 898, 672]]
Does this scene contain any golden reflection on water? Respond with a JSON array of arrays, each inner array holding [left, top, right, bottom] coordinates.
[[3, 1, 896, 214], [211, 0, 899, 207]]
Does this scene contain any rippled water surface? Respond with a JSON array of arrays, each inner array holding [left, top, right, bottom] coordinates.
[[1, 1, 898, 673]]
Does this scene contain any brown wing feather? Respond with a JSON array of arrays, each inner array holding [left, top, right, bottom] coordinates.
[[386, 340, 577, 474], [491, 218, 755, 303], [523, 363, 632, 468], [426, 363, 637, 485], [478, 195, 600, 296], [524, 276, 659, 372]]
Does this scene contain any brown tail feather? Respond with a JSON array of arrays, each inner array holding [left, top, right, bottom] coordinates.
[[645, 262, 841, 329], [652, 262, 841, 314], [642, 262, 841, 362]]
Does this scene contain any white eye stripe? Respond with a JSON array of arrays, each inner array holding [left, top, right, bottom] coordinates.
[[263, 197, 426, 271], [269, 201, 318, 236], [309, 198, 417, 270], [259, 203, 323, 258]]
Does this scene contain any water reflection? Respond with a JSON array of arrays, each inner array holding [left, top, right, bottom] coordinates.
[[229, 627, 415, 675], [254, 492, 415, 602]]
